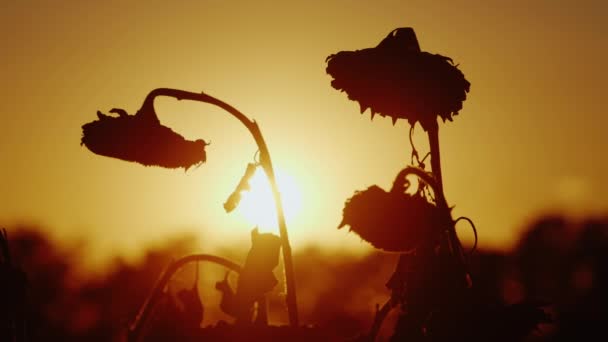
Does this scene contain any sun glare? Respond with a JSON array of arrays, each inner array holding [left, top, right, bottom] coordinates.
[[236, 168, 302, 231]]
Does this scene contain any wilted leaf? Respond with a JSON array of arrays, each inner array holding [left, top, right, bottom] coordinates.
[[224, 163, 258, 213]]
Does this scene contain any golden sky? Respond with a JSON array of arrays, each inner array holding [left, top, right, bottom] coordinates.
[[1, 0, 607, 263]]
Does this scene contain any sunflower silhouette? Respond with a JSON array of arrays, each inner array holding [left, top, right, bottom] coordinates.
[[326, 27, 470, 132], [81, 105, 208, 170]]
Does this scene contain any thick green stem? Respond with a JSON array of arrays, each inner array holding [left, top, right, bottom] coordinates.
[[140, 88, 299, 326]]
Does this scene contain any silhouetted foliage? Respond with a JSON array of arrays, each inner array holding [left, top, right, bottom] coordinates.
[[4, 227, 200, 341], [63, 22, 605, 340], [398, 301, 551, 342], [1, 229, 28, 341], [177, 262, 205, 331], [81, 107, 208, 170], [325, 27, 558, 341], [326, 28, 470, 131], [514, 216, 608, 341], [6, 217, 608, 341], [216, 228, 281, 324], [80, 87, 300, 327]]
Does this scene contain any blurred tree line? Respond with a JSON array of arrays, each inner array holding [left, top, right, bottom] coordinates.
[[2, 214, 607, 341]]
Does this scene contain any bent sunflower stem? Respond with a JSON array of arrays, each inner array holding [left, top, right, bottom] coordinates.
[[139, 88, 299, 326]]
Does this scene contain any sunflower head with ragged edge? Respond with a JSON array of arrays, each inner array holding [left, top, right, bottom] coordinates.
[[326, 27, 470, 131], [338, 184, 444, 252], [81, 106, 209, 170]]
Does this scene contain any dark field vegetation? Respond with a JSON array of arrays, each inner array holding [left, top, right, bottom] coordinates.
[[2, 215, 607, 341]]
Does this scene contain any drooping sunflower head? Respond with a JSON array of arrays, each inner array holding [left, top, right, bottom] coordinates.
[[326, 27, 470, 131], [81, 107, 208, 170], [338, 184, 443, 252]]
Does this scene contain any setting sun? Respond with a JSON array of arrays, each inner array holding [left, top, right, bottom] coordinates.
[[235, 168, 302, 231]]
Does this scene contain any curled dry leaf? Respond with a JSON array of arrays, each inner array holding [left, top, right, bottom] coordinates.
[[224, 163, 258, 213]]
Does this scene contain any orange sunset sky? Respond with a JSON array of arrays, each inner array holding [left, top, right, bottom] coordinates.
[[1, 0, 607, 264]]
